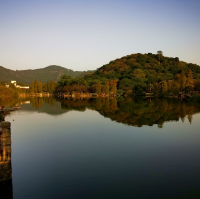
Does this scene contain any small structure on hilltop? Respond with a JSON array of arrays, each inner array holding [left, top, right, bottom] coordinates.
[[11, 81, 29, 89]]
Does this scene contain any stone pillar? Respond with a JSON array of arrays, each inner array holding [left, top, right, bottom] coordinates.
[[0, 122, 12, 183], [0, 122, 13, 199]]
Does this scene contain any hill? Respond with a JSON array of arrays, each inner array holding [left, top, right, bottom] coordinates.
[[85, 53, 200, 81], [0, 65, 93, 85], [82, 53, 200, 93], [56, 52, 200, 95]]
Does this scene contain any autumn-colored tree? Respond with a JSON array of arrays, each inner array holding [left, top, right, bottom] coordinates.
[[186, 69, 194, 91], [113, 80, 118, 94], [44, 83, 47, 92], [47, 82, 50, 92], [175, 74, 181, 82], [110, 80, 118, 95], [34, 79, 38, 93], [96, 82, 101, 94], [167, 80, 173, 92], [180, 70, 186, 90], [30, 82, 34, 93], [52, 52, 200, 96], [132, 69, 146, 78], [105, 80, 110, 95], [172, 80, 180, 95], [38, 82, 43, 93], [162, 80, 168, 94]]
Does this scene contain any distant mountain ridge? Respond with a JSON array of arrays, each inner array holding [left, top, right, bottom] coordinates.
[[0, 65, 93, 85]]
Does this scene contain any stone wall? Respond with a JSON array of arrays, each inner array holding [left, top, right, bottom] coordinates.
[[0, 121, 12, 183]]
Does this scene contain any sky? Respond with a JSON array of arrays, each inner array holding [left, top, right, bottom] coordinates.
[[0, 0, 200, 71]]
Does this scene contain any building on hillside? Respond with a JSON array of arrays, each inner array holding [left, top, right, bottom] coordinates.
[[11, 81, 17, 85], [11, 81, 29, 89]]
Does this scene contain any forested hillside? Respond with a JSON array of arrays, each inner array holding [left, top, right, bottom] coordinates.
[[85, 52, 200, 83], [0, 65, 92, 85], [56, 52, 200, 96]]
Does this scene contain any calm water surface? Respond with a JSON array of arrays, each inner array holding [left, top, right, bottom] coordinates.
[[1, 97, 200, 199]]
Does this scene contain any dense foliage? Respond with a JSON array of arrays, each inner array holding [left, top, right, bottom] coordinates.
[[0, 85, 19, 100], [29, 80, 56, 93], [56, 52, 200, 96], [56, 75, 118, 96]]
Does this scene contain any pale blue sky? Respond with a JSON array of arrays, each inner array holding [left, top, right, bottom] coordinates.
[[0, 0, 200, 71]]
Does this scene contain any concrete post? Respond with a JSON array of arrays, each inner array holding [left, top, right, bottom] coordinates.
[[0, 121, 12, 183]]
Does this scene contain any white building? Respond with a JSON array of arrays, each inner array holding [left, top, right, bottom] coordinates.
[[11, 81, 17, 85], [11, 81, 29, 89]]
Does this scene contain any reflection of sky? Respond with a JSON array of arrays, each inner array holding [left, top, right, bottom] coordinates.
[[5, 109, 200, 198], [6, 109, 200, 144], [0, 0, 200, 71]]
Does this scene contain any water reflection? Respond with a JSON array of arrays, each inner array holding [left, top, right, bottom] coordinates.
[[58, 97, 200, 127], [2, 97, 200, 199], [3, 96, 200, 127]]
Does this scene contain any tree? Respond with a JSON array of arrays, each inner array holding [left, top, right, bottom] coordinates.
[[44, 83, 47, 92], [96, 82, 101, 94], [194, 79, 200, 91], [50, 80, 55, 93], [57, 75, 73, 87], [153, 82, 160, 95], [186, 69, 194, 91], [175, 74, 181, 82], [132, 69, 146, 78], [30, 82, 34, 93], [180, 70, 186, 90], [157, 51, 163, 64], [167, 80, 173, 92], [162, 80, 168, 94], [38, 82, 43, 93], [157, 51, 163, 56], [34, 79, 38, 93], [172, 80, 180, 95], [117, 89, 125, 96], [110, 80, 118, 95], [119, 78, 134, 95], [47, 82, 50, 92], [105, 80, 110, 95]]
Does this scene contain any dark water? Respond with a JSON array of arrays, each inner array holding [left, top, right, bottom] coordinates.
[[1, 97, 200, 199]]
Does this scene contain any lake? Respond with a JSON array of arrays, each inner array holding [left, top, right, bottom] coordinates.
[[1, 97, 200, 199]]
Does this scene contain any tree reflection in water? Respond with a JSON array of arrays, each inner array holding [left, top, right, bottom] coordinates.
[[2, 96, 199, 128], [57, 97, 200, 128]]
